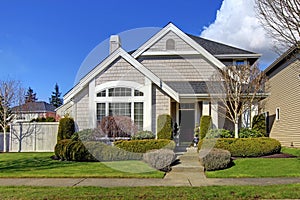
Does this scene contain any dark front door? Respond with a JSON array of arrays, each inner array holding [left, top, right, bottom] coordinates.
[[179, 109, 195, 144]]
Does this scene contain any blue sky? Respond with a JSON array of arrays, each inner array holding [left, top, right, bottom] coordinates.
[[0, 0, 275, 102]]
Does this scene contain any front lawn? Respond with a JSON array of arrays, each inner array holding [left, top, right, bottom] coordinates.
[[206, 147, 300, 178], [0, 152, 164, 178], [1, 185, 300, 199]]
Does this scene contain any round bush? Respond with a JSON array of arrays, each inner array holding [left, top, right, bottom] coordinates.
[[199, 148, 231, 171], [239, 128, 264, 138], [198, 137, 281, 157], [131, 131, 155, 140], [206, 129, 233, 138], [114, 139, 175, 153], [143, 149, 175, 171]]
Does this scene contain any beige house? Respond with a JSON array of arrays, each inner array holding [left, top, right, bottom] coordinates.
[[57, 23, 260, 143], [263, 45, 300, 147]]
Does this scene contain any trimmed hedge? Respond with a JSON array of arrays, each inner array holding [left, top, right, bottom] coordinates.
[[198, 137, 281, 157], [143, 149, 175, 171], [54, 140, 142, 161], [57, 117, 75, 142], [157, 114, 172, 139], [131, 131, 155, 140], [114, 139, 175, 153], [199, 115, 212, 139], [199, 148, 232, 171]]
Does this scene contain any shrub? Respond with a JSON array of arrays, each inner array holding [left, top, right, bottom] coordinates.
[[252, 114, 267, 136], [114, 139, 175, 153], [239, 128, 264, 138], [143, 149, 175, 171], [206, 129, 233, 138], [131, 131, 155, 140], [54, 139, 142, 162], [157, 114, 172, 139], [199, 115, 212, 139], [199, 148, 232, 171], [57, 117, 75, 142], [74, 128, 106, 141], [198, 137, 281, 157], [99, 116, 137, 138]]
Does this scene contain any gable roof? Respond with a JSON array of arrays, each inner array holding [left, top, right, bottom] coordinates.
[[264, 44, 299, 76], [12, 101, 56, 113], [187, 34, 258, 56], [64, 48, 179, 102], [132, 22, 227, 70]]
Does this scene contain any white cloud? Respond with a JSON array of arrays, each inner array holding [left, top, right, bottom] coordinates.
[[201, 0, 278, 68]]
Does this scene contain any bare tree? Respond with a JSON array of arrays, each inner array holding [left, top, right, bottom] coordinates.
[[255, 0, 300, 52], [0, 79, 24, 152], [208, 64, 267, 138]]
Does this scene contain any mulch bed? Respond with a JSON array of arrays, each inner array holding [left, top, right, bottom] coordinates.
[[232, 153, 297, 160]]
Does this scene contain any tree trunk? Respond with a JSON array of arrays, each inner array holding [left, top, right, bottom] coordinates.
[[234, 122, 239, 138], [3, 128, 7, 152]]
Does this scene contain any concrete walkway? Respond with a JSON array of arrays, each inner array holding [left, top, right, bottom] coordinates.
[[1, 147, 300, 187]]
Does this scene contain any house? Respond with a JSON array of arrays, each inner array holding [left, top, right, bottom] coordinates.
[[57, 23, 261, 143], [263, 45, 300, 147], [12, 101, 57, 122]]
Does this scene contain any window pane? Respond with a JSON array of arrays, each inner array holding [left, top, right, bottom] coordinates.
[[97, 90, 106, 97], [134, 102, 143, 131], [108, 87, 132, 97], [109, 103, 131, 117], [96, 103, 106, 123], [134, 90, 144, 96]]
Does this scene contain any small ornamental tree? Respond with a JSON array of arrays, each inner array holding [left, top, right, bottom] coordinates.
[[99, 116, 137, 138], [199, 115, 212, 139], [157, 114, 172, 139], [57, 117, 75, 142]]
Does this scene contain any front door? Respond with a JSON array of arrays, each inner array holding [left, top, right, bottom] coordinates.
[[179, 103, 195, 144]]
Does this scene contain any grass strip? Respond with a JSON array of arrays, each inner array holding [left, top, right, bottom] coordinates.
[[1, 184, 300, 199]]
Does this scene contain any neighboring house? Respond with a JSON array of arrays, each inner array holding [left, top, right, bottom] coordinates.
[[12, 101, 56, 122], [263, 45, 300, 147], [57, 23, 261, 143]]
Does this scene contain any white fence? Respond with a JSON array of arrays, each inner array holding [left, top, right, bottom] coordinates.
[[0, 133, 10, 152], [8, 122, 59, 152]]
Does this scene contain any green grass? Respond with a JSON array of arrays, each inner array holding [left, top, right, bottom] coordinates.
[[1, 185, 300, 199], [0, 152, 164, 178], [206, 158, 300, 178], [281, 146, 300, 156], [206, 147, 300, 178]]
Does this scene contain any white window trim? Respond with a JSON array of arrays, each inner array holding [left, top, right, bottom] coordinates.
[[94, 81, 145, 129]]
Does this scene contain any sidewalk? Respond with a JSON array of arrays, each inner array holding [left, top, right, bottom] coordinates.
[[1, 148, 300, 187]]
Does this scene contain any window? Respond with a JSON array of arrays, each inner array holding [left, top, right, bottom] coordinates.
[[96, 86, 144, 129], [134, 102, 143, 130], [235, 60, 245, 66], [276, 108, 280, 121], [109, 103, 131, 117], [108, 87, 131, 97], [166, 39, 175, 50], [97, 90, 106, 97], [179, 103, 195, 110], [97, 103, 105, 122]]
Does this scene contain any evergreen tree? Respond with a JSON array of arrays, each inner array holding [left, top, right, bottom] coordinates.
[[25, 87, 38, 103], [49, 83, 63, 108]]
